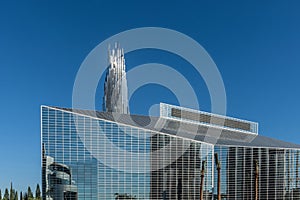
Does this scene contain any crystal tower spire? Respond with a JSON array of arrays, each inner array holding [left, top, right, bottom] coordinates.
[[103, 43, 130, 114]]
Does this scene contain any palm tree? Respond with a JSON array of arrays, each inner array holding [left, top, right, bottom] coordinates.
[[200, 160, 206, 200], [254, 160, 259, 200], [214, 153, 221, 200]]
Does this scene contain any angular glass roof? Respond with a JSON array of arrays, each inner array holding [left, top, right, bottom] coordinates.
[[45, 105, 300, 149]]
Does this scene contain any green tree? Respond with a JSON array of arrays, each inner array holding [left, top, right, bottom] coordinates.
[[20, 191, 23, 200], [0, 189, 2, 200], [24, 192, 28, 200], [15, 191, 18, 200], [27, 187, 33, 200], [10, 182, 15, 200], [3, 188, 9, 200], [35, 184, 41, 200]]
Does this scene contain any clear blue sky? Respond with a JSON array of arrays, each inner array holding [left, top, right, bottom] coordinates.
[[1, 0, 300, 192]]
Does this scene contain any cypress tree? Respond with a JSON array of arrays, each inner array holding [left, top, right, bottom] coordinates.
[[27, 187, 33, 200], [35, 184, 41, 200], [0, 189, 2, 200], [10, 182, 15, 200], [20, 191, 23, 200], [3, 188, 9, 200], [15, 191, 18, 200], [24, 192, 28, 200]]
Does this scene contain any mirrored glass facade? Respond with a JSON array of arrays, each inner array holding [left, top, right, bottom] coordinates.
[[42, 105, 300, 200], [214, 146, 300, 199], [42, 106, 213, 199]]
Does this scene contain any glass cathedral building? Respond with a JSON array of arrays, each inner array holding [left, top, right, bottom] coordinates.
[[41, 103, 300, 200]]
